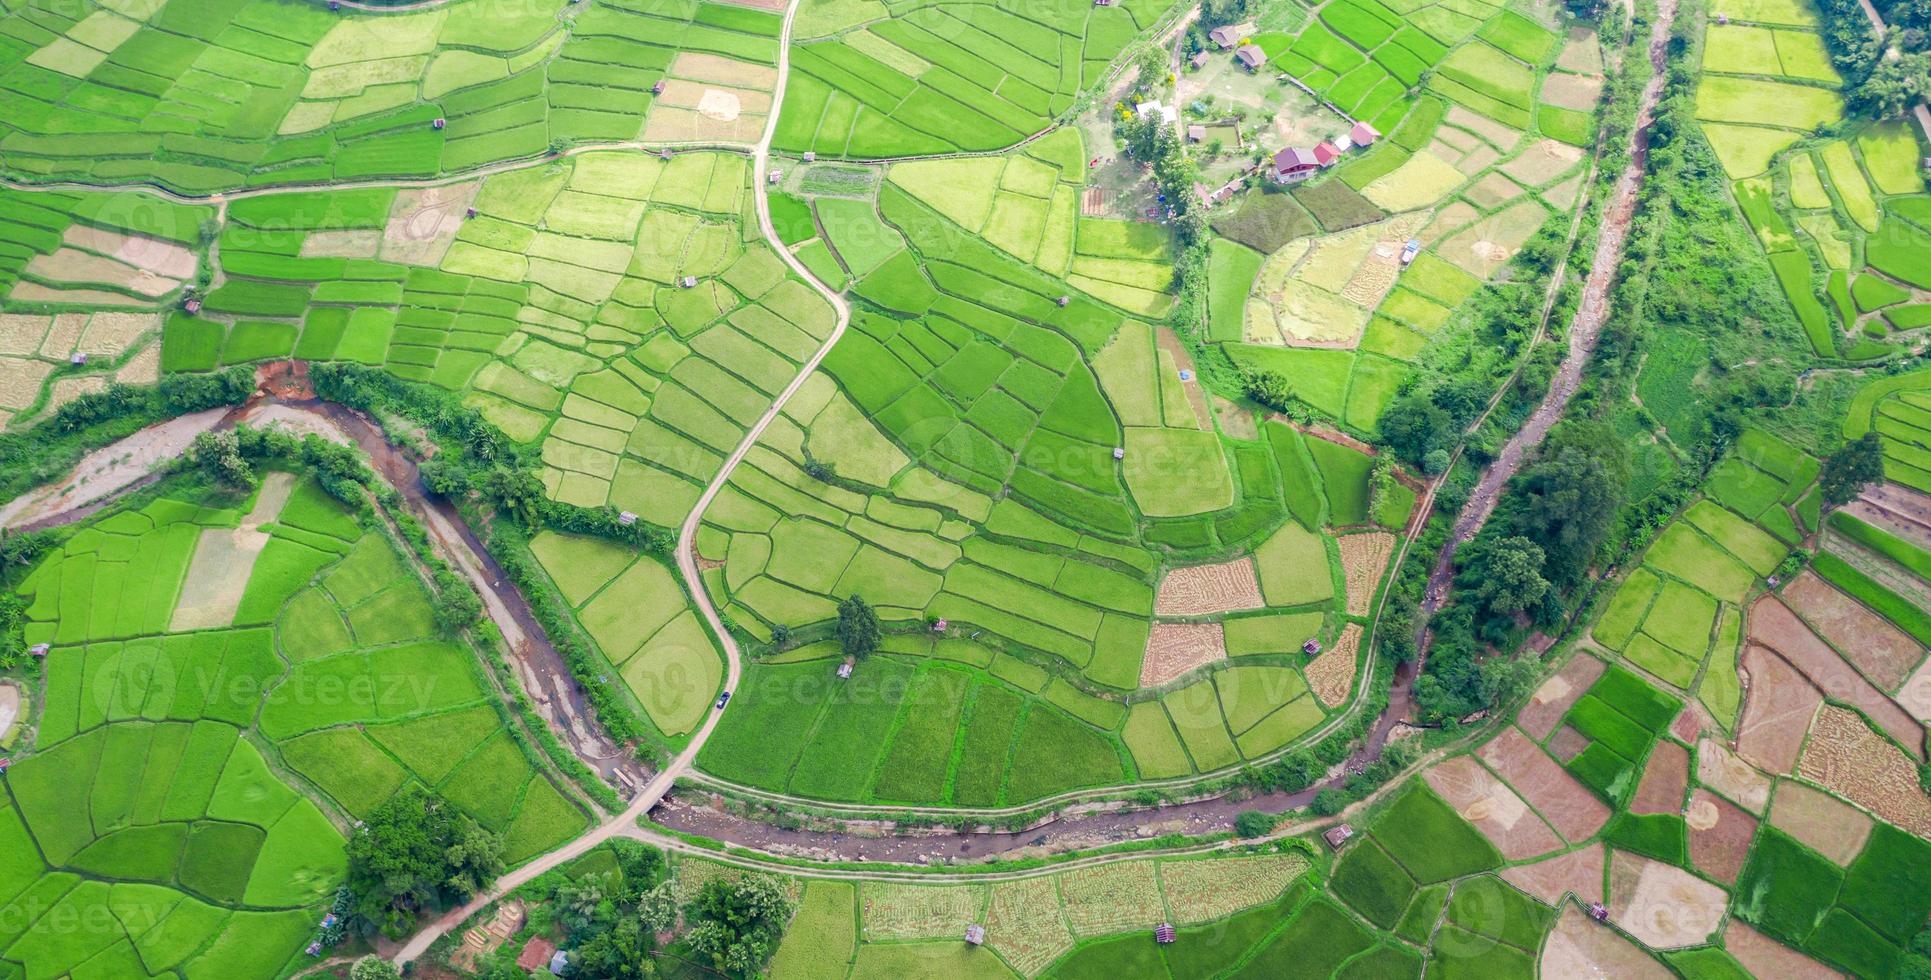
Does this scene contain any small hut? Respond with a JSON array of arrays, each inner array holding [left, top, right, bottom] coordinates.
[[432, 117, 447, 130], [1056, 295, 1070, 307], [69, 352, 87, 366], [1155, 923, 1176, 944], [768, 169, 783, 184], [1187, 124, 1207, 142], [965, 924, 987, 946], [1302, 639, 1321, 656], [837, 659, 854, 679], [1587, 902, 1609, 923], [27, 644, 48, 659], [680, 275, 697, 288], [660, 148, 674, 161], [0, 758, 12, 775], [652, 80, 667, 95], [617, 511, 638, 526], [803, 151, 817, 162], [1323, 824, 1354, 850], [517, 937, 557, 973]]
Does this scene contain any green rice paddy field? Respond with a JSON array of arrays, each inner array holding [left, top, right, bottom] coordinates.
[[0, 473, 589, 978]]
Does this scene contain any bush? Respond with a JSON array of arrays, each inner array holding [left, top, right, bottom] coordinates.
[[1234, 810, 1278, 837], [1312, 789, 1347, 816]]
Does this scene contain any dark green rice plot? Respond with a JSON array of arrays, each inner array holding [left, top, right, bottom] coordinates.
[[1305, 436, 1373, 526], [1565, 743, 1637, 805], [67, 823, 187, 884], [1836, 823, 1931, 942], [1604, 812, 1690, 866], [437, 732, 532, 830], [1232, 897, 1376, 980], [786, 659, 919, 801], [1044, 933, 1170, 980], [1563, 695, 1654, 760], [1292, 180, 1385, 232], [1335, 944, 1423, 980], [1804, 908, 1901, 978], [1370, 783, 1502, 883], [869, 666, 970, 804], [278, 728, 409, 818], [1163, 881, 1311, 979], [950, 681, 1022, 806], [1425, 925, 1536, 980], [1445, 875, 1552, 950], [1003, 704, 1124, 804], [233, 539, 337, 625], [177, 821, 266, 904], [1661, 947, 1753, 980], [1585, 665, 1678, 732], [1733, 827, 1844, 943], [1394, 883, 1449, 944], [1332, 839, 1419, 928], [345, 580, 439, 646]]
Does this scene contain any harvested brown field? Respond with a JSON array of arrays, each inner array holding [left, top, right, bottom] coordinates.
[[65, 225, 197, 279], [1419, 200, 1481, 246], [1695, 737, 1772, 813], [1518, 654, 1605, 740], [170, 472, 295, 631], [40, 313, 84, 357], [1852, 482, 1931, 552], [1546, 725, 1590, 761], [27, 248, 180, 297], [1155, 558, 1263, 616], [1727, 921, 1841, 980], [1056, 861, 1164, 936], [76, 311, 157, 358], [1438, 199, 1551, 278], [1156, 853, 1309, 924], [1540, 172, 1585, 211], [1423, 754, 1564, 860], [1901, 656, 1931, 723], [1669, 704, 1703, 744], [1463, 172, 1525, 210], [1607, 852, 1727, 949], [1477, 726, 1611, 842], [1500, 139, 1586, 186], [1685, 788, 1755, 885], [1140, 622, 1226, 687], [0, 359, 54, 411], [658, 79, 774, 118], [0, 683, 20, 743], [1306, 623, 1359, 708], [984, 877, 1074, 977], [1749, 596, 1924, 759], [1799, 703, 1931, 836], [44, 375, 107, 415], [1453, 143, 1502, 176], [299, 230, 382, 258], [1540, 72, 1605, 111], [1542, 902, 1674, 980], [712, 0, 785, 10], [1556, 28, 1604, 73], [1736, 645, 1821, 774], [115, 344, 160, 385], [1445, 105, 1522, 149], [1630, 739, 1688, 815], [1783, 571, 1921, 691], [859, 882, 987, 941], [1768, 780, 1871, 866], [381, 182, 479, 267], [0, 315, 45, 355], [1339, 532, 1393, 616], [1501, 843, 1603, 906], [671, 52, 779, 90], [8, 284, 149, 306], [643, 105, 765, 144]]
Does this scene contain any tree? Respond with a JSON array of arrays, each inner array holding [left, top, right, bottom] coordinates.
[[638, 880, 679, 933], [1460, 536, 1550, 617], [349, 956, 401, 980], [1514, 427, 1628, 588], [1379, 392, 1456, 465], [1820, 432, 1885, 505], [1233, 810, 1277, 837], [685, 875, 793, 977], [837, 595, 880, 659], [345, 788, 505, 938], [1135, 47, 1168, 93], [1240, 367, 1294, 413], [186, 429, 253, 491], [573, 916, 657, 979], [1311, 789, 1347, 816]]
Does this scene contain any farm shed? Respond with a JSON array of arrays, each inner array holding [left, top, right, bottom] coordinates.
[[1350, 121, 1381, 146], [1210, 23, 1256, 47], [1236, 46, 1267, 71], [517, 937, 557, 972], [1324, 824, 1355, 849]]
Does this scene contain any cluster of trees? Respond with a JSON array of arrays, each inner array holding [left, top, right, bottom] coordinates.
[[1180, 0, 1258, 57], [1818, 0, 1931, 117], [346, 787, 505, 939]]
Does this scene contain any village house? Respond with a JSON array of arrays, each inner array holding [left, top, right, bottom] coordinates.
[[1189, 50, 1210, 69], [1350, 120, 1381, 146], [1208, 22, 1255, 48], [1235, 45, 1266, 71], [1313, 141, 1340, 167], [1187, 124, 1207, 142], [1272, 146, 1321, 183]]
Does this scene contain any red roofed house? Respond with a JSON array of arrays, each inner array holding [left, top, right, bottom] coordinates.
[[1272, 146, 1321, 183], [1312, 142, 1340, 167], [1349, 121, 1381, 146], [518, 937, 558, 972]]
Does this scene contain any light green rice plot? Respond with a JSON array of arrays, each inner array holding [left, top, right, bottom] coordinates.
[[529, 531, 637, 606], [1643, 524, 1759, 603], [1822, 141, 1880, 232], [1162, 683, 1239, 772], [1121, 427, 1234, 517], [1857, 121, 1926, 195], [1237, 696, 1324, 757], [1253, 522, 1335, 607], [1682, 500, 1787, 574], [1699, 605, 1743, 729], [1700, 124, 1803, 179], [1710, 0, 1819, 26], [1772, 29, 1839, 83], [1592, 566, 1661, 650], [577, 557, 688, 662], [1694, 76, 1842, 131], [619, 610, 722, 736], [887, 157, 1003, 232], [1641, 579, 1719, 657], [1122, 702, 1192, 777], [1701, 24, 1779, 74], [803, 393, 909, 488], [1788, 153, 1830, 208]]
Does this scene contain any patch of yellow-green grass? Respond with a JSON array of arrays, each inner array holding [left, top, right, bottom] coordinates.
[[1701, 124, 1803, 179], [1122, 427, 1234, 517], [1123, 702, 1192, 777], [1822, 141, 1880, 232], [1702, 24, 1779, 74], [1364, 151, 1467, 212], [768, 880, 856, 979], [1857, 121, 1926, 195], [888, 158, 1003, 231], [1710, 0, 1818, 27], [1772, 29, 1839, 83], [1798, 212, 1853, 269], [1789, 152, 1830, 208], [1694, 75, 1842, 130], [983, 192, 1051, 264]]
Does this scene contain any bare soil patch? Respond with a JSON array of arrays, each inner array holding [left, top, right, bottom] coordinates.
[[1800, 703, 1931, 836], [1306, 624, 1359, 708], [1556, 28, 1605, 73], [1727, 921, 1840, 980], [381, 182, 479, 267], [1685, 788, 1755, 886], [1464, 172, 1525, 210], [1630, 739, 1688, 815], [8, 284, 149, 307], [1542, 902, 1674, 980], [1477, 726, 1611, 842], [643, 106, 765, 144], [1339, 532, 1393, 617], [1518, 654, 1605, 739], [1154, 328, 1212, 428], [1900, 655, 1931, 723], [1155, 558, 1263, 616], [1749, 595, 1924, 759], [671, 51, 778, 90], [659, 79, 772, 118], [0, 683, 20, 744], [1540, 72, 1605, 111], [1140, 622, 1227, 687], [1669, 704, 1703, 744], [1608, 852, 1727, 950], [64, 225, 197, 280], [1502, 843, 1604, 906], [1501, 139, 1586, 186], [1694, 737, 1771, 813], [0, 407, 228, 528], [1783, 571, 1921, 691], [1768, 780, 1871, 866], [1211, 394, 1258, 440], [1454, 143, 1502, 176], [1853, 481, 1931, 551], [1445, 105, 1522, 149], [1420, 200, 1482, 246], [170, 472, 296, 631], [300, 230, 382, 259], [1736, 644, 1822, 774], [27, 248, 179, 297], [1546, 725, 1590, 761], [1424, 754, 1564, 860]]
